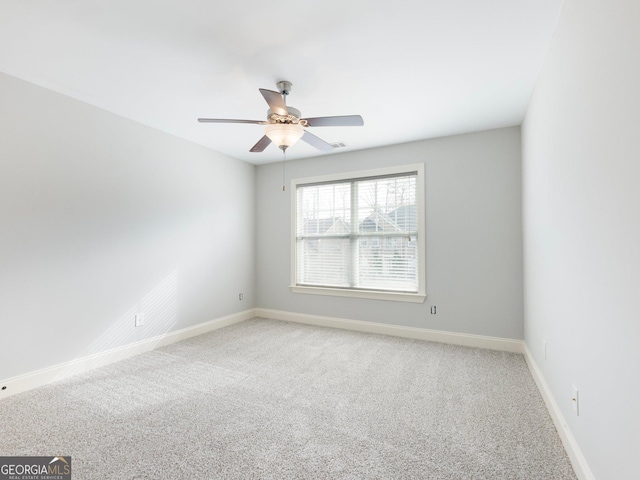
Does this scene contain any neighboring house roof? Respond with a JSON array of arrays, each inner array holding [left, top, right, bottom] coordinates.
[[303, 217, 350, 235], [388, 205, 417, 232], [303, 205, 416, 236], [360, 211, 402, 233], [360, 205, 416, 233]]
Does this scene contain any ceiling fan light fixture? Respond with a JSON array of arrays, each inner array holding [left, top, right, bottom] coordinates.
[[265, 123, 304, 149], [198, 80, 363, 153]]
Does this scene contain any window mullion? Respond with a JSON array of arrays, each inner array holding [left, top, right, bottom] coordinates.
[[350, 181, 359, 288], [297, 188, 304, 284]]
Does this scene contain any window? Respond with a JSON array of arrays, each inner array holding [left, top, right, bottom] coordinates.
[[291, 164, 425, 303]]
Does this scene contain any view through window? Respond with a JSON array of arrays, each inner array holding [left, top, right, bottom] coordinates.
[[295, 168, 421, 295]]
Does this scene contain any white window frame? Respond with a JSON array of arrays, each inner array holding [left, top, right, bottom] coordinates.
[[290, 163, 426, 303]]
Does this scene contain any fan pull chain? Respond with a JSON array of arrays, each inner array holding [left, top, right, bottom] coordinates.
[[282, 148, 286, 192]]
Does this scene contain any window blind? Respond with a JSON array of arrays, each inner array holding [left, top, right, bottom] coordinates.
[[295, 172, 418, 293]]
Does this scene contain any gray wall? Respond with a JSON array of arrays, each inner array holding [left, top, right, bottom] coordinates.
[[0, 72, 256, 380], [256, 127, 523, 339], [522, 0, 640, 478]]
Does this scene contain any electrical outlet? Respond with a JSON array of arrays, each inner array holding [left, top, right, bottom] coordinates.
[[572, 386, 579, 416], [430, 305, 437, 314], [543, 340, 546, 360], [239, 293, 243, 301], [135, 314, 145, 327]]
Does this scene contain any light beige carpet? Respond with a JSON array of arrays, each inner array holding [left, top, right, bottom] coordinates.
[[0, 317, 576, 479]]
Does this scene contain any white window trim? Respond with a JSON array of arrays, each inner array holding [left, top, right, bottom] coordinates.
[[290, 163, 426, 303]]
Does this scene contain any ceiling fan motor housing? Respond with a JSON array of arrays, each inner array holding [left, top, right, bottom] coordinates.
[[277, 80, 293, 96], [267, 106, 301, 124]]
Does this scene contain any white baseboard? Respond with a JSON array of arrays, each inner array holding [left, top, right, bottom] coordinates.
[[523, 344, 595, 480], [0, 308, 257, 400], [255, 308, 523, 353]]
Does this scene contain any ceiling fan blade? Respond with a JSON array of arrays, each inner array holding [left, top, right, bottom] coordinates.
[[301, 131, 335, 152], [198, 118, 265, 124], [302, 115, 364, 127], [249, 135, 272, 153], [259, 89, 288, 116]]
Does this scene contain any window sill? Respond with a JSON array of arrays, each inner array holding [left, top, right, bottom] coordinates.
[[290, 285, 426, 303]]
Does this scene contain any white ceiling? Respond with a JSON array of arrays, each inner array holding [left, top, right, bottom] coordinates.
[[0, 0, 564, 165]]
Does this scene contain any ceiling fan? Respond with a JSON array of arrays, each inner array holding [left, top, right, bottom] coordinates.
[[198, 80, 364, 153]]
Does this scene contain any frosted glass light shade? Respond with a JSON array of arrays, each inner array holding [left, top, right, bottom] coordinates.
[[265, 123, 304, 148]]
